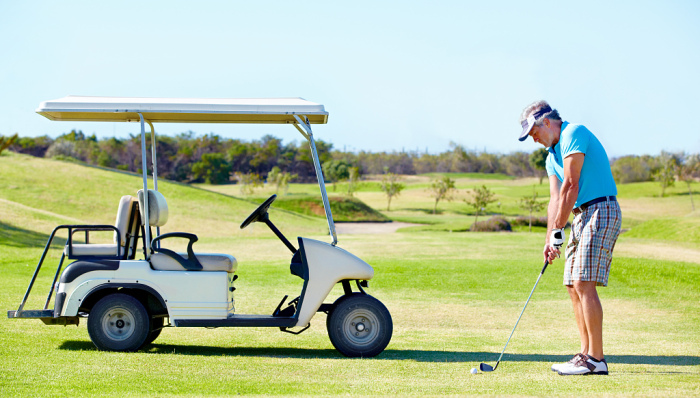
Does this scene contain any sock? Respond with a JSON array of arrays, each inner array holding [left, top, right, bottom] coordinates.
[[588, 356, 602, 362]]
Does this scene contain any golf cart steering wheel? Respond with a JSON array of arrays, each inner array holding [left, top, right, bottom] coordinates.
[[240, 195, 277, 229]]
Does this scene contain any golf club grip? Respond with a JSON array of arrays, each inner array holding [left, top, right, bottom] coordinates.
[[540, 259, 549, 274]]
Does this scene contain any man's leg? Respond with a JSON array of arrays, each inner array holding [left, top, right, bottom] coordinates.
[[567, 284, 589, 356], [573, 280, 603, 360]]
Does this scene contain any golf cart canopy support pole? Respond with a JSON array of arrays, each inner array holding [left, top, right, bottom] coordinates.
[[138, 113, 152, 257], [294, 115, 337, 245], [148, 120, 162, 241]]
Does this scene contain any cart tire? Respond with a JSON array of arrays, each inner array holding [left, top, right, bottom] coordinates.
[[143, 317, 164, 346], [88, 293, 150, 352], [326, 294, 392, 357]]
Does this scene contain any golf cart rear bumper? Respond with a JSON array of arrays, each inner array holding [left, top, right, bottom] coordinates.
[[7, 310, 79, 325]]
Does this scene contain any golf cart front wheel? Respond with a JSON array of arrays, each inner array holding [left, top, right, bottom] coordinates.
[[326, 294, 392, 357], [87, 293, 150, 351]]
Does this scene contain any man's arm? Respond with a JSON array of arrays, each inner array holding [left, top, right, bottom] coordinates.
[[554, 153, 584, 229], [546, 175, 561, 244], [544, 174, 562, 263]]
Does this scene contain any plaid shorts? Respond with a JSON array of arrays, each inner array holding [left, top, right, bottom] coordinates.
[[564, 200, 622, 287]]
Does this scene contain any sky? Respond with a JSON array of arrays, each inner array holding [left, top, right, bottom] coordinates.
[[1, 0, 698, 158]]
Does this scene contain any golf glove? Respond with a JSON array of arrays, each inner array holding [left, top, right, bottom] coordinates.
[[550, 228, 565, 249]]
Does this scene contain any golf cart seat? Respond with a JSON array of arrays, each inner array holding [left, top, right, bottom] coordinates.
[[139, 189, 237, 273], [63, 195, 140, 259]]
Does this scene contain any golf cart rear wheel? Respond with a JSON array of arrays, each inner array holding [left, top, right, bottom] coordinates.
[[326, 294, 392, 357], [87, 293, 150, 352]]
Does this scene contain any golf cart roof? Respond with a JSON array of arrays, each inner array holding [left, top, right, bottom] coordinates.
[[36, 96, 328, 124]]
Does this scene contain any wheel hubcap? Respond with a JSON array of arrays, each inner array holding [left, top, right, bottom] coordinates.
[[101, 306, 135, 341], [343, 311, 379, 346]]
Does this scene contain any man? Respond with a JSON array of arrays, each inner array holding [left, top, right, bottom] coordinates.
[[518, 100, 622, 376]]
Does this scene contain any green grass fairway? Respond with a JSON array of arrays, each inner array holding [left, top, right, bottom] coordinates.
[[1, 154, 699, 396]]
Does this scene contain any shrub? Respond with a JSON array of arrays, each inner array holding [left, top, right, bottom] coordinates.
[[470, 216, 512, 232], [511, 216, 548, 228]]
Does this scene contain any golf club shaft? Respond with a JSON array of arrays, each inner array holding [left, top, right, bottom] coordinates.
[[493, 259, 550, 368]]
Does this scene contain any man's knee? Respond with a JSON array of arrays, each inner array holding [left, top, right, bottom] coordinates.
[[573, 280, 598, 296]]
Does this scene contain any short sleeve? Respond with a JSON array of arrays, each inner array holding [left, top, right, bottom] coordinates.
[[560, 125, 590, 158], [545, 154, 556, 176]]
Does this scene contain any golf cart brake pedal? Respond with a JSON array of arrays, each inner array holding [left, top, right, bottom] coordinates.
[[279, 324, 310, 335]]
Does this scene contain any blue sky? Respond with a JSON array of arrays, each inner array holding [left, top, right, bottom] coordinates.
[[1, 1, 698, 157]]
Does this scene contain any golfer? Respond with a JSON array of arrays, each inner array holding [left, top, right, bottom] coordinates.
[[518, 100, 622, 376]]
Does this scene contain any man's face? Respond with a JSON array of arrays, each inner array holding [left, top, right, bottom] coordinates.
[[528, 118, 555, 148]]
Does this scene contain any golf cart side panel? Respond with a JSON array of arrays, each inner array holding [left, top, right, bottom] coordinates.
[[60, 260, 229, 319], [295, 238, 374, 327]]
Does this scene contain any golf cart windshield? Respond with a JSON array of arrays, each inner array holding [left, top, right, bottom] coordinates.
[[36, 96, 336, 248]]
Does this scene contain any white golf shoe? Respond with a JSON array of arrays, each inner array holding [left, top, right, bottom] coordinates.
[[551, 353, 585, 372], [557, 356, 608, 376]]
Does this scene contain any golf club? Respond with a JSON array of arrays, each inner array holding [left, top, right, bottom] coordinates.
[[480, 259, 550, 372]]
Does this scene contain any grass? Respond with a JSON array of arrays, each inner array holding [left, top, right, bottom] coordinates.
[[1, 154, 699, 396]]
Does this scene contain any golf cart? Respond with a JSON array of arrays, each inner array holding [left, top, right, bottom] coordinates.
[[7, 96, 393, 357]]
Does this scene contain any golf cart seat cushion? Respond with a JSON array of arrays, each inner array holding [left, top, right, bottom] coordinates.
[[150, 252, 237, 273], [138, 189, 168, 227], [64, 243, 119, 257], [114, 195, 136, 246]]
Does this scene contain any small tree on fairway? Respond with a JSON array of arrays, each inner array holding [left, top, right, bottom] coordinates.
[[465, 184, 497, 224], [322, 160, 350, 192], [380, 173, 404, 211], [429, 175, 456, 214], [347, 166, 361, 197], [267, 166, 281, 193], [279, 171, 297, 195], [529, 148, 548, 184], [654, 151, 679, 197], [518, 186, 547, 232], [234, 172, 263, 195], [677, 153, 700, 211], [267, 166, 297, 195]]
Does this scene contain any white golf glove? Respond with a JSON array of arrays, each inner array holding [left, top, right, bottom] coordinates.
[[550, 228, 565, 249]]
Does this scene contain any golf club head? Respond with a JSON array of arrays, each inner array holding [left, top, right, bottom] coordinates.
[[479, 363, 494, 372]]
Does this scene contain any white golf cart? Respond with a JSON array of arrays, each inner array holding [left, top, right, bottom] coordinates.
[[7, 96, 392, 357]]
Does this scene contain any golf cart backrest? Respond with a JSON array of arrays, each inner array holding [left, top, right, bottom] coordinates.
[[138, 189, 237, 273], [63, 195, 140, 259], [137, 189, 168, 227]]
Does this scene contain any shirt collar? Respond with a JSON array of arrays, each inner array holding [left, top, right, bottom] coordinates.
[[547, 121, 568, 154]]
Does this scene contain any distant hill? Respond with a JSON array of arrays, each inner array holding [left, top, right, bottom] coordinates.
[[0, 152, 327, 242]]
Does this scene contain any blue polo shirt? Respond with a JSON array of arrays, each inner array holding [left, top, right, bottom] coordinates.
[[545, 122, 617, 208]]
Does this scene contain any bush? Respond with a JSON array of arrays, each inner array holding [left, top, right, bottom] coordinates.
[[511, 216, 548, 228], [470, 216, 512, 232]]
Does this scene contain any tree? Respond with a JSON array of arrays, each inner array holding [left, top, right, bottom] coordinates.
[[518, 186, 547, 232], [234, 172, 263, 195], [529, 148, 548, 184], [380, 173, 404, 211], [322, 159, 351, 191], [279, 171, 297, 195], [465, 185, 497, 224], [428, 175, 456, 214], [191, 153, 231, 184], [677, 153, 700, 211], [611, 155, 654, 183], [653, 151, 679, 197], [267, 166, 282, 193], [347, 166, 361, 197]]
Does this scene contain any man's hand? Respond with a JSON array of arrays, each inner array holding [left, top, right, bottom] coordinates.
[[550, 228, 565, 249], [543, 243, 560, 264]]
